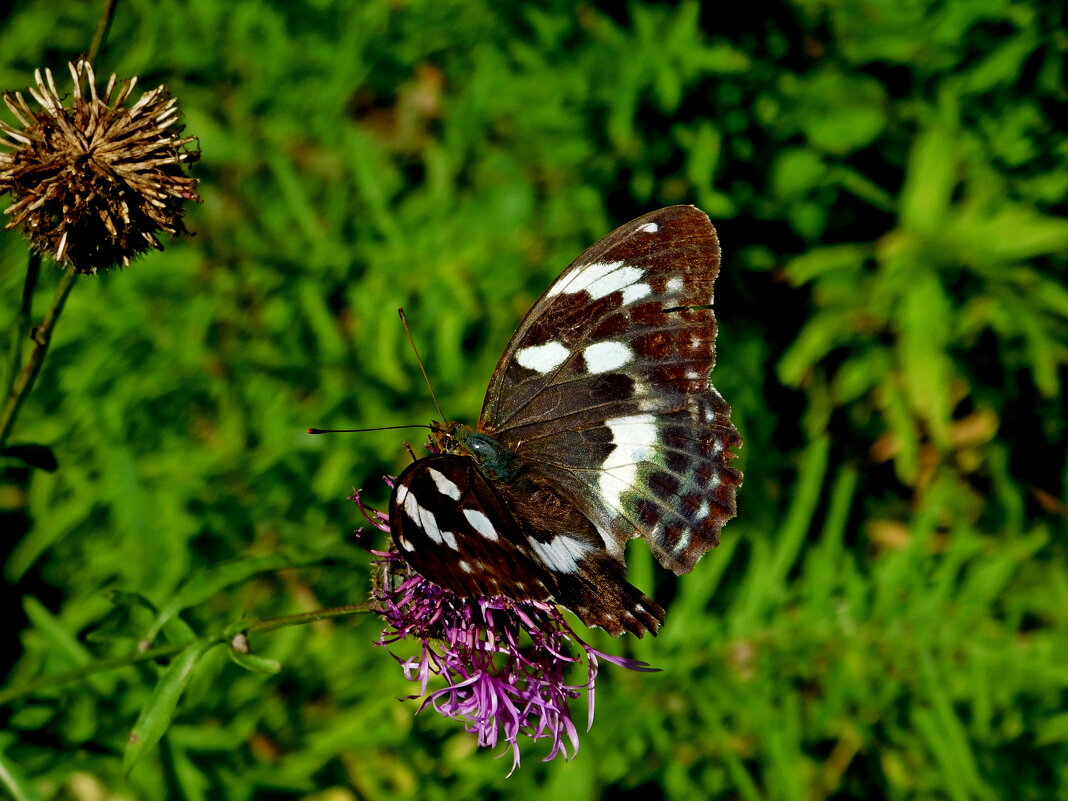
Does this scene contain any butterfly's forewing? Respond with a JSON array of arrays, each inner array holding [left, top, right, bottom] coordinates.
[[389, 453, 665, 636], [479, 206, 742, 575]]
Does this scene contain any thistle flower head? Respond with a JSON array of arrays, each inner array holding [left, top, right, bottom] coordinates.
[[0, 60, 200, 273], [352, 483, 657, 773]]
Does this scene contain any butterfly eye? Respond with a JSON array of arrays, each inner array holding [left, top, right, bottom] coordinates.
[[466, 435, 498, 459], [461, 432, 516, 479]]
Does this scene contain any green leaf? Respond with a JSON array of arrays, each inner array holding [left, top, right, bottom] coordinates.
[[700, 42, 751, 73], [778, 310, 850, 386], [123, 639, 216, 776], [62, 688, 99, 744], [1031, 275, 1068, 320], [23, 596, 116, 696], [1036, 711, 1068, 745], [898, 274, 954, 446], [877, 374, 922, 485], [8, 704, 56, 731], [169, 740, 212, 801], [228, 648, 283, 675], [980, 211, 1068, 262], [0, 732, 39, 801], [142, 554, 294, 645], [899, 123, 957, 233], [794, 71, 888, 155], [87, 591, 159, 643], [832, 351, 883, 404], [963, 33, 1037, 94], [1014, 300, 1062, 398], [771, 147, 826, 201], [829, 164, 897, 212], [784, 244, 870, 285], [679, 121, 723, 200]]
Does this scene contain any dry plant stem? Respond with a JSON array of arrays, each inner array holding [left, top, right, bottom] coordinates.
[[0, 269, 77, 448], [87, 0, 119, 66], [0, 603, 370, 706], [4, 252, 39, 399]]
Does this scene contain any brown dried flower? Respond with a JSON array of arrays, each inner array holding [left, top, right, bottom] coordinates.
[[0, 60, 200, 274]]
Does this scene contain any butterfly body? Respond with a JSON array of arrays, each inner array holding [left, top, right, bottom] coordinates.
[[388, 206, 742, 637]]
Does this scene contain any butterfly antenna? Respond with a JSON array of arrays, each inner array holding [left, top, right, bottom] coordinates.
[[398, 307, 449, 422], [307, 424, 432, 435]]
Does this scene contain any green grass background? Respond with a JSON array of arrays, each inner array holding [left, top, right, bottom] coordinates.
[[1, 0, 1067, 798]]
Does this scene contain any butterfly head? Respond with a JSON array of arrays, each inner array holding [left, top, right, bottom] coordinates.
[[430, 420, 517, 481]]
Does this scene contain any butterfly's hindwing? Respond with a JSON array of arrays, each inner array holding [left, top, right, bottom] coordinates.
[[479, 206, 742, 575], [389, 453, 665, 636]]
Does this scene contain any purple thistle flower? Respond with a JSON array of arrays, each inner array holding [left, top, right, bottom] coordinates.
[[351, 482, 658, 773]]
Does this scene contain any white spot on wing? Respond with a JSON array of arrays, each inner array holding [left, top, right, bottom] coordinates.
[[395, 484, 409, 505], [621, 283, 651, 305], [401, 495, 435, 546], [638, 222, 659, 233], [599, 414, 658, 511], [403, 491, 457, 549], [428, 468, 462, 500], [561, 261, 624, 296], [547, 260, 650, 303], [583, 341, 633, 374], [403, 490, 421, 524], [530, 536, 593, 574], [674, 528, 693, 553], [418, 504, 444, 545], [516, 341, 570, 374], [666, 276, 684, 293], [463, 508, 499, 541], [545, 267, 581, 297], [583, 264, 645, 299]]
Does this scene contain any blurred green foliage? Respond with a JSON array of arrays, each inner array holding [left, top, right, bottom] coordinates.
[[1, 0, 1066, 799]]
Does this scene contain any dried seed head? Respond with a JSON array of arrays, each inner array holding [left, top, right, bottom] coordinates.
[[0, 60, 201, 274]]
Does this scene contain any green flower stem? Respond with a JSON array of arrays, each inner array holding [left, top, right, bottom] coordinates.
[[0, 268, 77, 449], [245, 603, 370, 635], [3, 252, 39, 400], [0, 603, 370, 706]]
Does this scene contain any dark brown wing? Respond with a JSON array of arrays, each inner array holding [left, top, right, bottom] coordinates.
[[478, 206, 742, 575], [388, 454, 664, 636]]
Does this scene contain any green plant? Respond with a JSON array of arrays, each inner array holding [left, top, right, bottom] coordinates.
[[1, 1, 1065, 799]]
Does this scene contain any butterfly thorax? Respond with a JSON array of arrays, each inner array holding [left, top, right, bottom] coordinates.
[[432, 421, 518, 481]]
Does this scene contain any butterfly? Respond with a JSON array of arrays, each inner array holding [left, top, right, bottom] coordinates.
[[388, 206, 742, 637]]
